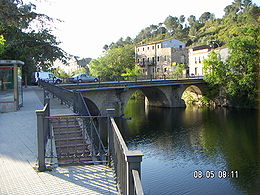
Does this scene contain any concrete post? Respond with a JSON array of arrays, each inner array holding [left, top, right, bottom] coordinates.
[[36, 110, 46, 172], [126, 150, 143, 195]]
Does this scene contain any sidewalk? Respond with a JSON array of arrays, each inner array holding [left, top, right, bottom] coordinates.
[[0, 86, 117, 194]]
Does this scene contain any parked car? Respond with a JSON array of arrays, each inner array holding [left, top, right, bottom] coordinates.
[[67, 74, 99, 83], [31, 72, 62, 84]]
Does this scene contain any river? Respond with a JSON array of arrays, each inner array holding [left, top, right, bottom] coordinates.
[[116, 99, 259, 195]]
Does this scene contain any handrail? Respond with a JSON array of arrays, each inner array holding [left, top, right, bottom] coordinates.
[[110, 118, 128, 152], [132, 170, 144, 195], [109, 116, 144, 195], [78, 92, 106, 156]]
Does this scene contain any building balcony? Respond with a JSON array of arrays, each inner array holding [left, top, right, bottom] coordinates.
[[147, 62, 155, 66]]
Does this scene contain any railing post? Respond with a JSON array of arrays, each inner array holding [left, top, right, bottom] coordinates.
[[73, 90, 77, 113], [44, 98, 50, 138], [36, 110, 46, 172], [106, 108, 115, 166], [126, 151, 143, 195]]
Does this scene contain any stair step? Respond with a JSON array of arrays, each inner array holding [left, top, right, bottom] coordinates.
[[58, 157, 93, 166], [51, 114, 79, 117], [55, 137, 84, 142], [56, 143, 86, 148], [51, 120, 78, 124], [56, 140, 84, 146], [53, 125, 80, 129], [57, 151, 90, 156], [54, 130, 82, 135], [58, 156, 92, 161]]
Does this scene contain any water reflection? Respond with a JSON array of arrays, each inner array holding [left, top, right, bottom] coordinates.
[[117, 100, 260, 195]]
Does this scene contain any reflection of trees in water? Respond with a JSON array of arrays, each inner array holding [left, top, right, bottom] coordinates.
[[199, 109, 259, 193], [122, 100, 259, 194]]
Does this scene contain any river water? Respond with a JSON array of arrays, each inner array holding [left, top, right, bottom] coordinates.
[[116, 99, 259, 195]]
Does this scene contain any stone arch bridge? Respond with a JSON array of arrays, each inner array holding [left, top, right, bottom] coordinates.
[[62, 78, 207, 116]]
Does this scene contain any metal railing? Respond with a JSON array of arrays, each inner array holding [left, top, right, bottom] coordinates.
[[107, 109, 144, 195], [37, 81, 144, 194], [95, 75, 203, 83], [38, 80, 107, 165]]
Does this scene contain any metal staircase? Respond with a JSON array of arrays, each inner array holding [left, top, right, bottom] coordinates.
[[50, 115, 93, 166]]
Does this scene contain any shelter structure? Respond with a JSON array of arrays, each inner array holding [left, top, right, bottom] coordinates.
[[0, 60, 25, 112]]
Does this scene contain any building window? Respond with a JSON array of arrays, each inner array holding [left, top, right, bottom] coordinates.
[[137, 48, 139, 52], [157, 45, 160, 49], [199, 57, 201, 63], [152, 46, 154, 50], [165, 56, 167, 61], [181, 55, 185, 63], [143, 58, 145, 65], [143, 48, 144, 51], [195, 57, 197, 64], [147, 47, 149, 50], [147, 58, 149, 62], [164, 67, 167, 72], [195, 67, 198, 75], [157, 56, 160, 61], [137, 59, 139, 63], [157, 68, 160, 72]]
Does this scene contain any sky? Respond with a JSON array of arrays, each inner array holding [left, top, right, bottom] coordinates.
[[30, 0, 260, 59]]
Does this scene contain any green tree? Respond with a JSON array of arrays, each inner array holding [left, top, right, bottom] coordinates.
[[199, 12, 214, 24], [0, 35, 5, 54], [225, 25, 259, 106], [89, 45, 135, 79], [203, 24, 259, 107], [172, 64, 185, 78], [121, 65, 141, 80], [70, 67, 87, 76], [203, 51, 226, 85], [0, 0, 67, 83], [50, 67, 69, 79]]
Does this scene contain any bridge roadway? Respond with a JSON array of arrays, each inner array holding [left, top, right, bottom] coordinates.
[[61, 78, 205, 91], [59, 78, 207, 116]]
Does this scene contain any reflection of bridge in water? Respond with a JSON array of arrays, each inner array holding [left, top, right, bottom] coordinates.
[[61, 78, 207, 116]]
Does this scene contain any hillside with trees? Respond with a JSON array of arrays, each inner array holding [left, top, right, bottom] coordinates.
[[90, 0, 259, 108], [102, 0, 259, 49]]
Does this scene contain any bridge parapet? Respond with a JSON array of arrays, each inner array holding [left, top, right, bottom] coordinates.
[[60, 78, 205, 91]]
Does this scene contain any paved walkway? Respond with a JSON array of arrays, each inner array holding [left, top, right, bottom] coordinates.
[[0, 86, 118, 194]]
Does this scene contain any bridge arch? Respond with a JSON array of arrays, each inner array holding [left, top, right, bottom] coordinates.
[[180, 84, 205, 106], [122, 87, 171, 114], [83, 97, 101, 116]]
